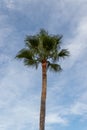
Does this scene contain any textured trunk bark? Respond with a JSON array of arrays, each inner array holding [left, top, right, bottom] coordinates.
[[39, 61, 47, 130]]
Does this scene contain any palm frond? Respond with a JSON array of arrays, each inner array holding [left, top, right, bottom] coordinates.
[[25, 35, 39, 49], [15, 49, 33, 60], [24, 58, 39, 69], [58, 49, 70, 58], [50, 49, 69, 62], [52, 35, 63, 45], [47, 61, 62, 72], [39, 29, 48, 36]]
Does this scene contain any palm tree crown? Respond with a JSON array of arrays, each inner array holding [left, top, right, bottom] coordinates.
[[16, 29, 69, 71]]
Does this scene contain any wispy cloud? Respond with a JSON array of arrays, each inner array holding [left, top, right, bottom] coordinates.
[[46, 113, 68, 125], [0, 60, 40, 130]]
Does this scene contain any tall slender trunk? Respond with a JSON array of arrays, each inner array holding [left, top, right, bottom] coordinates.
[[39, 61, 47, 130]]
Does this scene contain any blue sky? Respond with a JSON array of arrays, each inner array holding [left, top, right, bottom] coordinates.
[[0, 0, 87, 130]]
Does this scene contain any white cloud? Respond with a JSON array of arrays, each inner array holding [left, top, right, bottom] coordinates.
[[0, 54, 11, 64], [3, 0, 41, 11], [63, 16, 87, 69], [4, 0, 15, 9], [70, 102, 87, 116], [46, 113, 68, 125], [0, 60, 40, 130], [0, 25, 13, 48], [0, 102, 39, 130]]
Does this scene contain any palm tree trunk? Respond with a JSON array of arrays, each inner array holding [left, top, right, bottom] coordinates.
[[39, 61, 47, 130]]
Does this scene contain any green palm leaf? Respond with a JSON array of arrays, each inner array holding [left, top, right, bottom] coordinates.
[[15, 49, 33, 59], [58, 49, 70, 58], [47, 61, 62, 72], [24, 58, 39, 69]]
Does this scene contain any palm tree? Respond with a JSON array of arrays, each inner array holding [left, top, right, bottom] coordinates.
[[16, 29, 69, 130]]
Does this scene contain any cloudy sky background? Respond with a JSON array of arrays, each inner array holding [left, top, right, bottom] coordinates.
[[0, 0, 87, 130]]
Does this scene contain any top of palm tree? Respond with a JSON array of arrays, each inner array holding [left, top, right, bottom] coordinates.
[[16, 29, 70, 72]]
